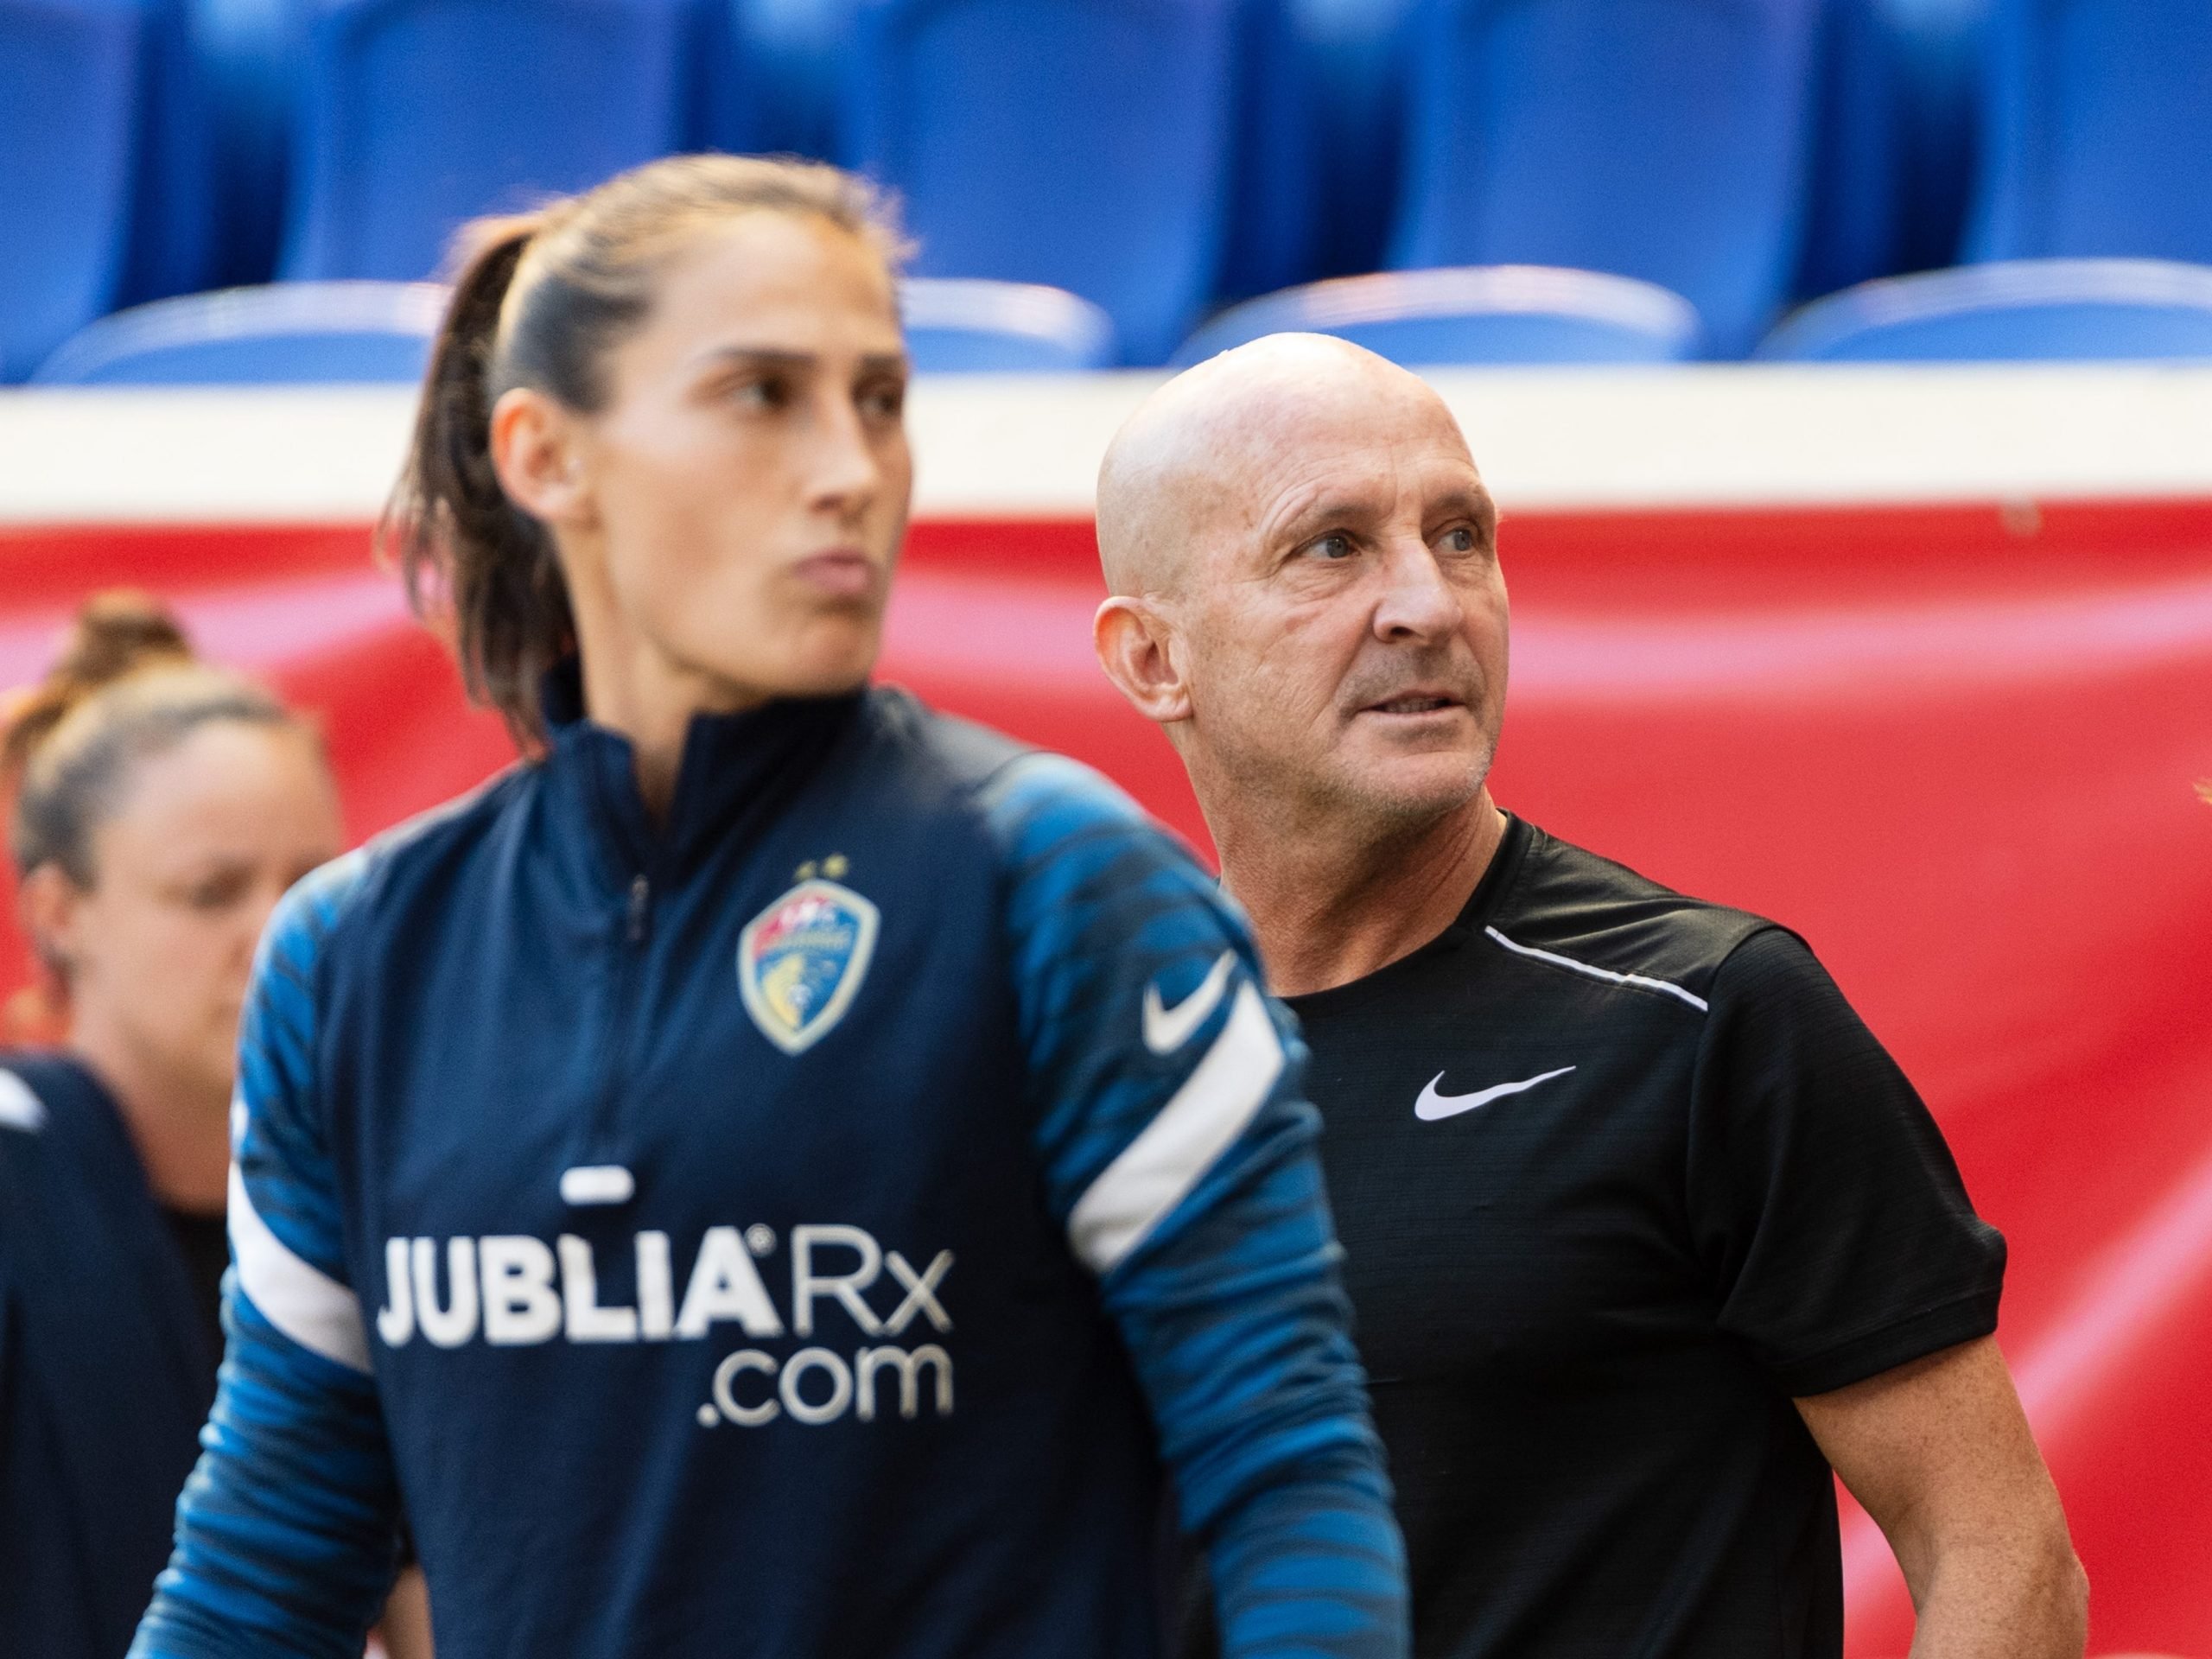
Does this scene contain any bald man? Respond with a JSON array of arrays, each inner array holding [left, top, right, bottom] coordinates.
[[1094, 336, 2087, 1659]]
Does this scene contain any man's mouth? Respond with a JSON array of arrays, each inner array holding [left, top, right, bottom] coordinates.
[[1366, 693, 1460, 715]]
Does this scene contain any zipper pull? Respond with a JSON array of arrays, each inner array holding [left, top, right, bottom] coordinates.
[[626, 874, 651, 944]]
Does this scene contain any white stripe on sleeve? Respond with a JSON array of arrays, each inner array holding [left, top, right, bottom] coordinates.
[[228, 1162, 372, 1374], [0, 1072, 48, 1133], [1068, 981, 1286, 1275]]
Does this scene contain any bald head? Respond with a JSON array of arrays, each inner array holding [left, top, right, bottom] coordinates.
[[1096, 334, 1477, 599], [1090, 329, 1509, 878]]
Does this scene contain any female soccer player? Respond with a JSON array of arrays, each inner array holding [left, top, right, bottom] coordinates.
[[0, 598, 367, 1656], [133, 156, 1403, 1659]]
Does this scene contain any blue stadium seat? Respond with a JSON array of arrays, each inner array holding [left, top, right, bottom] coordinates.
[[30, 282, 448, 384], [1964, 0, 2212, 266], [1881, 0, 1992, 271], [1795, 0, 1907, 299], [0, 0, 147, 381], [842, 0, 1243, 366], [698, 0, 855, 158], [1389, 0, 1824, 358], [1755, 259, 2212, 361], [194, 0, 313, 287], [1793, 0, 1995, 296], [1216, 0, 1322, 304], [118, 0, 224, 304], [1265, 0, 1423, 282], [1172, 266, 1703, 366], [279, 0, 697, 283], [901, 279, 1116, 372]]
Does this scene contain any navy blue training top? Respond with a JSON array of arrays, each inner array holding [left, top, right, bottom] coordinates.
[[133, 676, 1407, 1659], [0, 1052, 217, 1659]]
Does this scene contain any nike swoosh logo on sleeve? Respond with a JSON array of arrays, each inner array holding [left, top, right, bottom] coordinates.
[[1414, 1065, 1577, 1122], [1141, 950, 1238, 1053]]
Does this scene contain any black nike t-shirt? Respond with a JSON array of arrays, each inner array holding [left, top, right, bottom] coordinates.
[[1176, 816, 2005, 1659]]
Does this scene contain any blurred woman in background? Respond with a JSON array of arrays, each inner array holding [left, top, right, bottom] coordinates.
[[0, 594, 428, 1659]]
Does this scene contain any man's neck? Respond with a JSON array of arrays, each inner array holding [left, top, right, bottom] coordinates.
[[1217, 789, 1508, 997]]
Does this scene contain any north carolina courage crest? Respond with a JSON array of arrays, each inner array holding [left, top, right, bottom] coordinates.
[[737, 878, 880, 1055]]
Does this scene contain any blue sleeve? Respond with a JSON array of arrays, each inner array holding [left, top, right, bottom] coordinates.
[[132, 855, 402, 1658], [981, 754, 1408, 1659]]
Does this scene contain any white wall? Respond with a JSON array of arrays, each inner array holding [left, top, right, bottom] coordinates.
[[3, 365, 2210, 524]]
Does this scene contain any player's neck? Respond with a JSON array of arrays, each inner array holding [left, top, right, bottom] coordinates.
[[66, 1022, 230, 1215], [1219, 791, 1507, 998], [569, 621, 769, 824]]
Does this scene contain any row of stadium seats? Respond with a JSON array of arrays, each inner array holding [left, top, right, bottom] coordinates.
[[7, 0, 2211, 379], [25, 276, 1125, 380], [30, 257, 2212, 385]]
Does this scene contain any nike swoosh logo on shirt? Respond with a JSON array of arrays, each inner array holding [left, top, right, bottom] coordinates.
[[1414, 1065, 1577, 1122], [1142, 950, 1237, 1053]]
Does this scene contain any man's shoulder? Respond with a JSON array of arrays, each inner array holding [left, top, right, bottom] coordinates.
[[1486, 822, 1792, 1015]]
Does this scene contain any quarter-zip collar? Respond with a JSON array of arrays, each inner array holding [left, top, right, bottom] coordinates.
[[537, 658, 864, 880]]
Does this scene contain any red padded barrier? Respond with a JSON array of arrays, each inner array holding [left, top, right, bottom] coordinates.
[[2, 500, 2207, 1656]]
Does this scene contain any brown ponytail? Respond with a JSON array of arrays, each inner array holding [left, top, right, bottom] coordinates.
[[386, 213, 575, 750], [4, 594, 298, 886], [383, 154, 908, 747]]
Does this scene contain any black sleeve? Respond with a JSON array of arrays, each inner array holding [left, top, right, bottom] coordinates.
[[1685, 926, 2005, 1397]]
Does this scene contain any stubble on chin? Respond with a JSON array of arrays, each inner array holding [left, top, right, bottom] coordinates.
[[1205, 709, 1493, 858], [1333, 753, 1492, 844]]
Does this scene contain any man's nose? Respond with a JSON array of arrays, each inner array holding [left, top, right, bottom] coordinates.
[[1371, 537, 1463, 643]]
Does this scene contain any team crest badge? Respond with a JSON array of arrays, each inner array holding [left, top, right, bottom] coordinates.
[[737, 879, 880, 1055]]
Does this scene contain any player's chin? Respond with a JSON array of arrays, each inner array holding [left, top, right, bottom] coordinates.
[[771, 613, 885, 696]]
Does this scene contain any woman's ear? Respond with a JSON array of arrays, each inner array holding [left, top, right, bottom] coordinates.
[[489, 387, 594, 530], [1093, 596, 1193, 728], [16, 862, 82, 980]]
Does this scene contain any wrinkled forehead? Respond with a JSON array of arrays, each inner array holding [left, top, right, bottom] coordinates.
[[1205, 374, 1484, 536]]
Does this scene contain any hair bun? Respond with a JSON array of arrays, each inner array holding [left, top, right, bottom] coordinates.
[[54, 590, 195, 683], [3, 590, 197, 779]]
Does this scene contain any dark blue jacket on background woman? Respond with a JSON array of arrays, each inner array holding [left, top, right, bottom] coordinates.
[[1, 1051, 221, 1659]]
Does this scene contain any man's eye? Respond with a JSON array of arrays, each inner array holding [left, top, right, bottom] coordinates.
[[735, 376, 791, 410], [1304, 534, 1355, 562], [1440, 526, 1478, 553], [859, 380, 906, 421]]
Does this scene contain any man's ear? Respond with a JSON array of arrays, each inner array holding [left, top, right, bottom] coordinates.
[[1094, 596, 1193, 727], [489, 386, 594, 530]]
